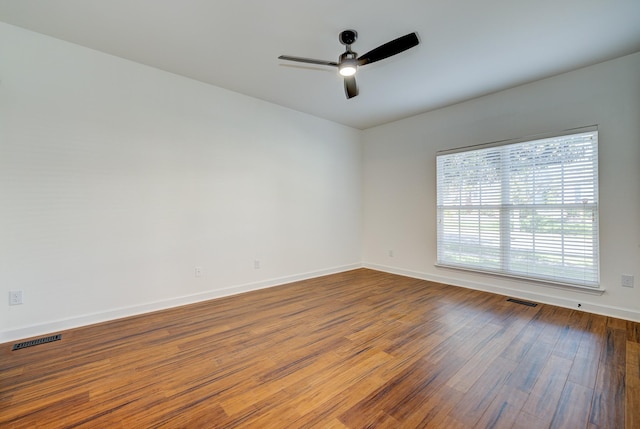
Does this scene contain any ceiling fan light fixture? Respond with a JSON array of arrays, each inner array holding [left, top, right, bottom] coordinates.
[[339, 61, 357, 76], [338, 51, 358, 76]]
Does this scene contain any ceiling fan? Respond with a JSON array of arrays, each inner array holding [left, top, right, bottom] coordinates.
[[278, 30, 419, 99]]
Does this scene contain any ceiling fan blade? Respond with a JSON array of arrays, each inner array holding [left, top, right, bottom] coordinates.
[[278, 55, 338, 67], [344, 76, 358, 99], [357, 32, 419, 66]]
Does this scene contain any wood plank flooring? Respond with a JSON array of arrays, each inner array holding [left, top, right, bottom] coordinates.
[[1, 269, 639, 428]]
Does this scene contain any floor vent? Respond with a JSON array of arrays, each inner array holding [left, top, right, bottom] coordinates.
[[12, 334, 62, 351], [507, 298, 538, 307]]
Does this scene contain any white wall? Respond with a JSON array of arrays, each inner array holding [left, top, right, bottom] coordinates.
[[363, 52, 640, 321], [3, 23, 638, 344], [0, 23, 363, 342]]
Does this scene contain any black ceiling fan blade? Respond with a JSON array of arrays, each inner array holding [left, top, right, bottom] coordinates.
[[344, 76, 358, 99], [357, 32, 419, 66], [278, 55, 338, 67]]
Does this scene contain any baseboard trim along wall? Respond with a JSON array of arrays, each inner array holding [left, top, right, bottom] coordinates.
[[5, 262, 638, 344], [0, 263, 362, 344], [364, 263, 640, 323]]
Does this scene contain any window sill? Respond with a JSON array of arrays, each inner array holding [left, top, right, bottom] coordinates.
[[435, 263, 606, 296]]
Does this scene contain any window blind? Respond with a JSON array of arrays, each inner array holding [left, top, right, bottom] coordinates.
[[436, 129, 599, 288]]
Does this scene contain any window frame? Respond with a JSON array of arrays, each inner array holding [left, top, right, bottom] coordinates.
[[435, 126, 601, 291]]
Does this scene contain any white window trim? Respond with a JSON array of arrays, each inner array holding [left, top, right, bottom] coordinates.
[[434, 263, 605, 295], [436, 125, 601, 291]]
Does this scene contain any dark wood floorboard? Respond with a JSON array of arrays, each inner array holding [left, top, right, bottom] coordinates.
[[1, 268, 639, 428]]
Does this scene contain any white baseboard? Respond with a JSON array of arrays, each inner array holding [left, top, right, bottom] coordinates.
[[5, 262, 636, 344], [1, 263, 363, 344], [364, 263, 640, 323]]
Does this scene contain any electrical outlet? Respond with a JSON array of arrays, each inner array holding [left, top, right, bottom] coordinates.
[[254, 260, 261, 269], [195, 266, 203, 278], [9, 290, 23, 305], [621, 274, 634, 288], [388, 250, 395, 257]]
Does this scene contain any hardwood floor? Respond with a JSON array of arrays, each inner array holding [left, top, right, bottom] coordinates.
[[1, 269, 639, 428]]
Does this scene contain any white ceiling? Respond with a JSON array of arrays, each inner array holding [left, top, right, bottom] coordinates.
[[1, 0, 640, 129]]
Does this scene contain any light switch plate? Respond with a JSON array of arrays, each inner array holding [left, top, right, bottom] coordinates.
[[9, 291, 23, 305]]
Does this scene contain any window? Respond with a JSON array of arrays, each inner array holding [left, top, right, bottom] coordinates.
[[436, 127, 599, 288]]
